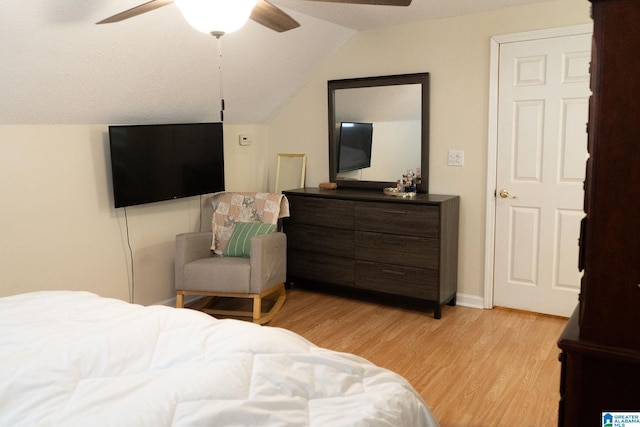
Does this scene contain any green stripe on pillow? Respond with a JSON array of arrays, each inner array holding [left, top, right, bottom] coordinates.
[[222, 222, 277, 258]]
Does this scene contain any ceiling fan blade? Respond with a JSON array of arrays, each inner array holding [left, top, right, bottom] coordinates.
[[305, 0, 411, 5], [96, 0, 174, 24], [250, 0, 300, 32]]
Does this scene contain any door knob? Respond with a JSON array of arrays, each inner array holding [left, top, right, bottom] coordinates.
[[499, 189, 516, 199]]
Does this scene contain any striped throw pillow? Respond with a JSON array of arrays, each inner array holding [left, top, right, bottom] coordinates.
[[222, 222, 277, 258]]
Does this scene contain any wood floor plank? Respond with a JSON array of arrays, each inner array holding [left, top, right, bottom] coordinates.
[[269, 287, 567, 427]]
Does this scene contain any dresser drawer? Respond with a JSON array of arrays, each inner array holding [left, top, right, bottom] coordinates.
[[285, 223, 354, 258], [286, 195, 354, 229], [355, 231, 439, 269], [354, 202, 439, 237], [288, 251, 354, 287], [355, 261, 438, 300]]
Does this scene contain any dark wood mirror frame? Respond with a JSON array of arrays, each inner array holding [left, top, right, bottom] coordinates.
[[328, 72, 430, 193]]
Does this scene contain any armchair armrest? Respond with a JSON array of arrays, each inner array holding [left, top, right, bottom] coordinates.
[[175, 232, 213, 290], [249, 232, 287, 293]]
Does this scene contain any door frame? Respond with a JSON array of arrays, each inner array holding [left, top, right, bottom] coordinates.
[[483, 24, 593, 309]]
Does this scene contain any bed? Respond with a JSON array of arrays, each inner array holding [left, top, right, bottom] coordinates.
[[0, 291, 439, 426]]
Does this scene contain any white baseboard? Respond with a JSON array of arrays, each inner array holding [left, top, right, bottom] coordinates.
[[455, 293, 484, 310]]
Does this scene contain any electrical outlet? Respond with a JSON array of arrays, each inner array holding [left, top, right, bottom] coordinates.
[[448, 150, 464, 166]]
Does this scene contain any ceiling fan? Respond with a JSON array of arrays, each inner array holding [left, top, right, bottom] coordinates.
[[97, 0, 412, 34]]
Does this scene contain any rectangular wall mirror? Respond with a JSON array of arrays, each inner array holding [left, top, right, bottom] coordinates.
[[274, 153, 307, 193], [328, 73, 430, 193]]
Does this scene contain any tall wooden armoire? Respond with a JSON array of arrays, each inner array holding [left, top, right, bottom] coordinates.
[[557, 0, 640, 425]]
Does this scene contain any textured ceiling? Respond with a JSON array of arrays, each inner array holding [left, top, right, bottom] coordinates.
[[0, 0, 548, 125]]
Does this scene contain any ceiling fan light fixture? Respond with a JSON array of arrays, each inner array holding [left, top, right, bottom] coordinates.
[[175, 0, 256, 35]]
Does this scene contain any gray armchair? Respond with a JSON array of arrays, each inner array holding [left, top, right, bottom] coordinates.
[[175, 193, 287, 324]]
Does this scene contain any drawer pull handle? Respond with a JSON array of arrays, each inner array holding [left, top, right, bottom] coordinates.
[[382, 210, 407, 215], [382, 269, 406, 276]]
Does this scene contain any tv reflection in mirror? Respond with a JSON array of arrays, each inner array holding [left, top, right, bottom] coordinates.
[[337, 122, 373, 173]]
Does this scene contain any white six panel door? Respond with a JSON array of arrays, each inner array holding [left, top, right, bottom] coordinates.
[[493, 33, 591, 317]]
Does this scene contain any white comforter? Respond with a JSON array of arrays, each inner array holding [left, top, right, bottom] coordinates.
[[0, 291, 439, 427]]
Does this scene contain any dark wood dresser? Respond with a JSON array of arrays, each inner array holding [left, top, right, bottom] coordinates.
[[557, 1, 640, 425], [283, 188, 459, 319]]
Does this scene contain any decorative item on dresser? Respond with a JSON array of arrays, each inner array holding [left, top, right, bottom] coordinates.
[[557, 1, 640, 425], [283, 188, 459, 319]]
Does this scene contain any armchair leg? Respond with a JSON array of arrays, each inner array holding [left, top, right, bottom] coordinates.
[[253, 283, 286, 325], [176, 292, 184, 308], [253, 295, 262, 322]]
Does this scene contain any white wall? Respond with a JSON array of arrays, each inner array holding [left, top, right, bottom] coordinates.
[[267, 0, 591, 302], [0, 124, 268, 305]]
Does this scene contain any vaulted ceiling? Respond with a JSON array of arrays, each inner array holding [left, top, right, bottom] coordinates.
[[0, 0, 547, 125]]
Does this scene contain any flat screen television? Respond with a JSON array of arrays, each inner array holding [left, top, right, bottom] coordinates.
[[337, 122, 374, 173], [108, 122, 225, 208]]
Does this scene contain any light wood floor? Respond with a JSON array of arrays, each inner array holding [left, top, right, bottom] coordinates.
[[268, 287, 567, 427]]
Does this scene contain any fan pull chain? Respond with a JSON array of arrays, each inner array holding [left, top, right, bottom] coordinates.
[[215, 33, 225, 122]]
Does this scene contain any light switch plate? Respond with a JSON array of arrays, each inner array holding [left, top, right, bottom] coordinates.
[[448, 150, 464, 166]]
